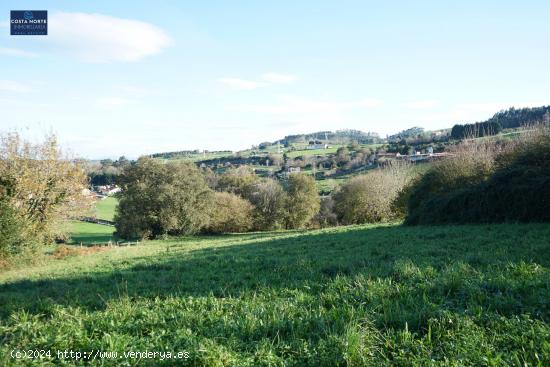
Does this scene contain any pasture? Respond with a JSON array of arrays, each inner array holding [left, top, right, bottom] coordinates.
[[69, 221, 115, 245], [1, 223, 548, 366], [94, 197, 118, 222]]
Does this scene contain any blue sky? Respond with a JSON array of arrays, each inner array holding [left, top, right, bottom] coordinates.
[[1, 1, 549, 158]]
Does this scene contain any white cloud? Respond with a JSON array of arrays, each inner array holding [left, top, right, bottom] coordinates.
[[46, 12, 172, 63], [261, 73, 297, 84], [406, 99, 439, 109], [0, 47, 38, 58], [218, 78, 268, 90], [0, 80, 32, 93]]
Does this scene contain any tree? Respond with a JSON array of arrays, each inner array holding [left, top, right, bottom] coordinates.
[[248, 179, 287, 230], [0, 132, 91, 243], [284, 173, 320, 229], [0, 198, 34, 265], [336, 147, 350, 165], [333, 164, 411, 224], [217, 166, 259, 198], [205, 192, 253, 233], [115, 157, 212, 239]]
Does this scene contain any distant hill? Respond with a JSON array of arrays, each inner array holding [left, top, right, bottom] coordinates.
[[277, 129, 381, 146], [451, 105, 550, 139], [387, 127, 424, 142], [491, 105, 550, 129]]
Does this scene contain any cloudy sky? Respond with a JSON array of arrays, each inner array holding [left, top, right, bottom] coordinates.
[[1, 1, 549, 158]]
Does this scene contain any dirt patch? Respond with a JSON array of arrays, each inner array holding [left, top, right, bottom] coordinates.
[[52, 245, 111, 260]]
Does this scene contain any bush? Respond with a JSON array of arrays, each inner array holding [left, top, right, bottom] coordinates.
[[0, 199, 35, 267], [248, 179, 287, 231], [205, 192, 253, 233], [333, 163, 411, 224], [312, 196, 338, 228], [406, 127, 550, 224], [115, 157, 213, 239], [284, 173, 320, 229], [0, 132, 91, 244], [217, 166, 260, 198]]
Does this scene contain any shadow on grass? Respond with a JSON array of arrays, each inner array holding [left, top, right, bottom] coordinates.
[[1, 224, 549, 326]]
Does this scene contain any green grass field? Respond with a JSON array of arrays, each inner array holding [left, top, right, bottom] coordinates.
[[69, 221, 115, 245], [286, 146, 341, 158], [95, 197, 118, 221], [1, 223, 549, 365]]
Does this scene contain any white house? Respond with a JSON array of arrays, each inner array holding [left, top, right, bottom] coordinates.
[[307, 140, 328, 150]]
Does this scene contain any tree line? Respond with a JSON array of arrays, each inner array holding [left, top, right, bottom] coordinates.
[[2, 123, 548, 266]]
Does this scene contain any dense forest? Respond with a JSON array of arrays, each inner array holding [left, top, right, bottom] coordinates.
[[451, 105, 550, 139]]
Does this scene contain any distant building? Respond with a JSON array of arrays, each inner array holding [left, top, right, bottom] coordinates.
[[307, 140, 328, 150], [95, 185, 121, 196]]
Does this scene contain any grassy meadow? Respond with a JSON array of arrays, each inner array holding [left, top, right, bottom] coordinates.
[[1, 223, 549, 366], [95, 197, 118, 222], [69, 221, 115, 245]]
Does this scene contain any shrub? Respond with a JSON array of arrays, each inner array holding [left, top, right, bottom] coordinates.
[[284, 173, 320, 229], [0, 199, 35, 266], [217, 166, 260, 198], [312, 196, 338, 228], [0, 132, 91, 243], [205, 192, 253, 233], [406, 126, 550, 224], [333, 163, 411, 224], [115, 157, 213, 239], [248, 179, 287, 231]]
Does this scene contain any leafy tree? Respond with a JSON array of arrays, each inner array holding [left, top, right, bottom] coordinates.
[[0, 132, 91, 243], [115, 157, 212, 239], [217, 166, 259, 198], [284, 173, 320, 229], [205, 192, 253, 233], [248, 179, 287, 230], [336, 147, 350, 165], [333, 164, 411, 224], [0, 198, 34, 265]]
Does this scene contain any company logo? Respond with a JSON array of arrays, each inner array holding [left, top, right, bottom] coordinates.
[[10, 10, 48, 35]]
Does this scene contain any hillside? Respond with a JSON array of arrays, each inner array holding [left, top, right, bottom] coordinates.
[[1, 223, 548, 365]]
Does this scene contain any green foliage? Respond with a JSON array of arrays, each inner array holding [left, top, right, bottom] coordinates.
[[0, 199, 35, 266], [284, 173, 320, 229], [216, 166, 260, 198], [0, 223, 549, 365], [491, 105, 550, 129], [205, 192, 253, 233], [115, 157, 212, 239], [313, 196, 338, 228], [247, 179, 287, 231], [406, 128, 550, 224], [333, 164, 411, 224], [451, 120, 502, 139], [0, 132, 90, 249]]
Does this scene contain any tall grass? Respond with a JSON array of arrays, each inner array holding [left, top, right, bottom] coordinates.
[[0, 223, 549, 365]]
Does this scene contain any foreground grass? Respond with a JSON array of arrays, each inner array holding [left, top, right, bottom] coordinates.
[[0, 223, 549, 366]]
